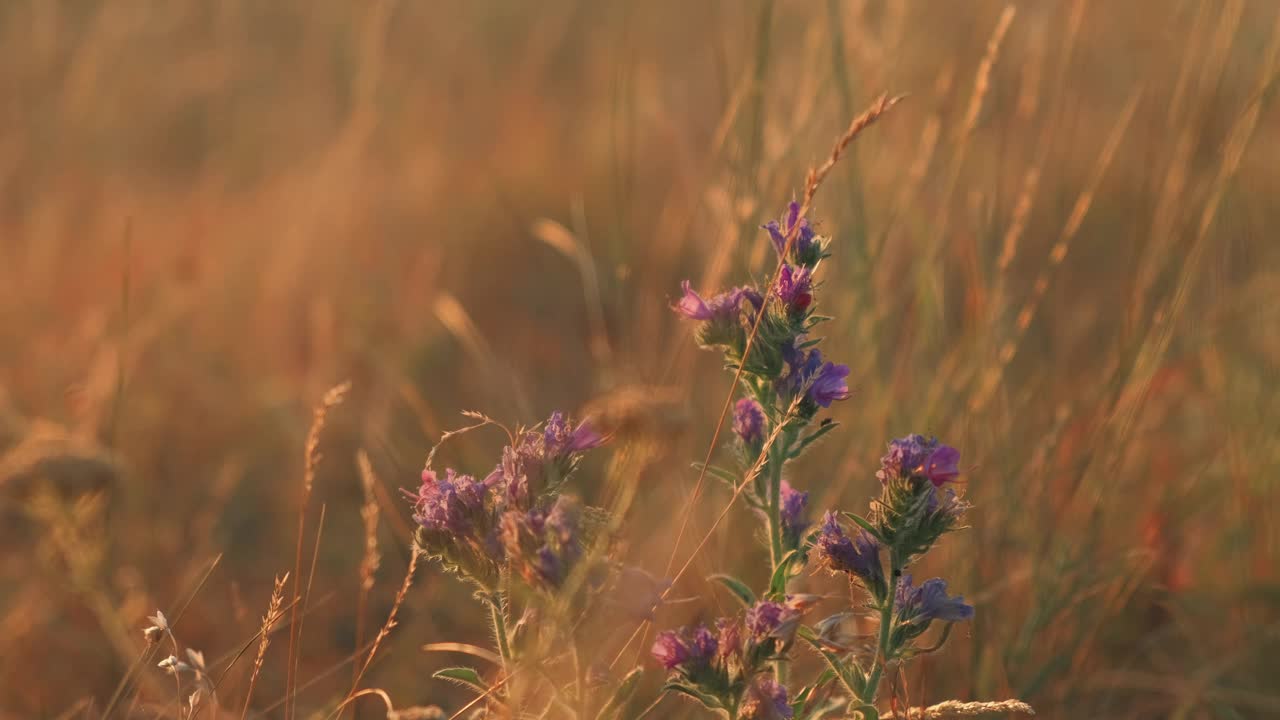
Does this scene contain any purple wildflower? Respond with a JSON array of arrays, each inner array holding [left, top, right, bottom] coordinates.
[[896, 575, 975, 624], [716, 618, 742, 660], [651, 624, 717, 673], [544, 411, 606, 456], [773, 260, 814, 311], [781, 349, 850, 408], [762, 201, 818, 262], [927, 486, 969, 521], [779, 480, 809, 537], [544, 495, 579, 545], [922, 444, 961, 486], [877, 435, 961, 486], [493, 434, 542, 506], [877, 434, 931, 483], [534, 546, 563, 586], [816, 511, 882, 586], [673, 281, 757, 322], [692, 625, 719, 660], [733, 397, 766, 444], [775, 264, 813, 314], [741, 675, 793, 720], [651, 631, 690, 670], [746, 601, 799, 645], [403, 468, 485, 533], [809, 360, 850, 407]]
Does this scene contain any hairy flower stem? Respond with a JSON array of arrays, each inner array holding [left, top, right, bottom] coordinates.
[[861, 550, 901, 710], [487, 593, 513, 673]]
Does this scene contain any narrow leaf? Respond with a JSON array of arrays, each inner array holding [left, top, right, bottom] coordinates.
[[709, 574, 757, 607], [768, 550, 801, 598], [841, 512, 886, 542], [432, 666, 489, 694], [661, 682, 724, 710], [692, 461, 744, 496], [421, 642, 502, 665], [799, 627, 866, 698], [791, 422, 840, 458]]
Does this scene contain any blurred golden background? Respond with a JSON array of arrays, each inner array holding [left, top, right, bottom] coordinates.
[[1, 0, 1278, 717]]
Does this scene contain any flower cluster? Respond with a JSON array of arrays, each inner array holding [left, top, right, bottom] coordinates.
[[404, 412, 605, 592], [672, 204, 849, 561], [650, 597, 808, 717], [816, 511, 886, 601], [487, 411, 605, 508], [876, 434, 960, 486], [873, 435, 970, 561], [500, 495, 587, 592], [779, 481, 810, 549], [762, 201, 827, 268]]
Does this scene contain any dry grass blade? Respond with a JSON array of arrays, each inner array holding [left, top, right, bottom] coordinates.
[[532, 216, 614, 372], [971, 92, 1140, 411], [803, 93, 905, 201], [962, 5, 1017, 136], [421, 642, 503, 666]]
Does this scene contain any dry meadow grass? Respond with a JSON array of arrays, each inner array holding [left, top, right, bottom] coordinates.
[[1, 1, 1278, 718]]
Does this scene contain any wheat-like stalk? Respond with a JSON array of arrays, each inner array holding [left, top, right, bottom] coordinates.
[[350, 545, 421, 692], [286, 381, 351, 720], [347, 449, 383, 712], [880, 699, 1035, 719], [240, 573, 290, 720]]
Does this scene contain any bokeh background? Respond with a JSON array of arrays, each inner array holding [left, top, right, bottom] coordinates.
[[2, 0, 1279, 717]]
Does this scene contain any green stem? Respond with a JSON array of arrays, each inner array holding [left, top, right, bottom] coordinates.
[[860, 551, 900, 706], [766, 436, 787, 685], [487, 593, 513, 671], [767, 446, 784, 572]]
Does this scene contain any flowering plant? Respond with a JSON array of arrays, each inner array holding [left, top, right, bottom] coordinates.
[[397, 98, 1032, 718], [650, 201, 1015, 720]]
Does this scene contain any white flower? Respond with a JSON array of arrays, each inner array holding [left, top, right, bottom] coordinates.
[[143, 609, 169, 644], [185, 648, 207, 672], [157, 655, 191, 674], [147, 610, 169, 631]]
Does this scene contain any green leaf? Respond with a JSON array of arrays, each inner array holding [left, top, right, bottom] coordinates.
[[790, 422, 839, 458], [792, 669, 835, 718], [595, 666, 644, 720], [841, 512, 886, 543], [709, 574, 757, 608], [768, 549, 801, 597], [432, 666, 489, 694], [692, 461, 743, 495], [661, 681, 724, 710], [799, 627, 866, 698], [908, 620, 955, 656]]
